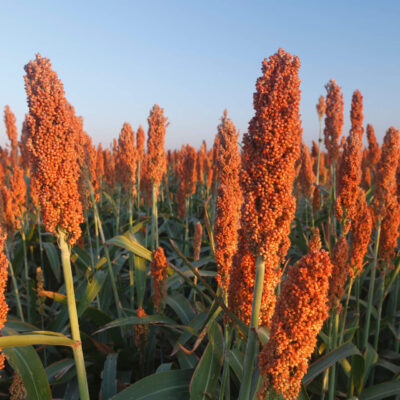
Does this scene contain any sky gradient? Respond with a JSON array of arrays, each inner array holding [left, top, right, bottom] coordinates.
[[1, 0, 399, 149]]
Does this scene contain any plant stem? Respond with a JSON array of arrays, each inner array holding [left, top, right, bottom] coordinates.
[[328, 311, 339, 400], [239, 256, 265, 400], [58, 230, 90, 400], [5, 242, 24, 322], [339, 277, 354, 344], [20, 227, 31, 322], [371, 268, 386, 384], [363, 221, 381, 351], [151, 183, 159, 250]]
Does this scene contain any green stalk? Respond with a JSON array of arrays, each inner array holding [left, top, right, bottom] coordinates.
[[86, 215, 95, 269], [363, 221, 381, 351], [394, 276, 400, 353], [339, 277, 354, 344], [86, 177, 123, 318], [328, 311, 339, 400], [239, 256, 265, 400], [115, 185, 121, 235], [371, 268, 386, 384], [37, 211, 45, 270], [58, 230, 90, 400], [137, 160, 141, 212], [128, 192, 134, 309], [5, 242, 24, 322], [219, 327, 232, 400], [184, 196, 189, 256], [151, 183, 159, 250], [20, 227, 31, 322]]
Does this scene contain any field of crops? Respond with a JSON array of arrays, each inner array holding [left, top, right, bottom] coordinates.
[[0, 49, 399, 399]]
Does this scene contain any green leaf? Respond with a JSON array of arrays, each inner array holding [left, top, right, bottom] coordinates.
[[359, 381, 400, 399], [303, 343, 361, 385], [46, 358, 75, 384], [134, 255, 147, 307], [108, 234, 152, 261], [229, 348, 244, 380], [110, 369, 193, 399], [77, 270, 107, 317], [190, 321, 224, 400], [2, 328, 52, 400], [95, 315, 193, 334], [101, 353, 118, 400], [363, 343, 378, 381], [165, 294, 195, 324], [43, 242, 61, 282], [350, 354, 365, 396]]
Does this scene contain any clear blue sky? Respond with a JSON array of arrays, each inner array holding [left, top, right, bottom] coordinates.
[[0, 0, 399, 149]]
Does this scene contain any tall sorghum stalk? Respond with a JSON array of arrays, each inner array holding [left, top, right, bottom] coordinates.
[[4, 242, 24, 321], [363, 222, 381, 350], [151, 184, 159, 250], [239, 256, 265, 400], [58, 230, 90, 400], [239, 49, 302, 399]]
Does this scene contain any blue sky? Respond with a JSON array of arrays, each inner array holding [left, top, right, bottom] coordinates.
[[0, 0, 399, 149]]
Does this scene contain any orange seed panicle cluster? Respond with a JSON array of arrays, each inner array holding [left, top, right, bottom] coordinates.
[[258, 243, 333, 400], [4, 106, 19, 167], [193, 221, 203, 261], [329, 235, 349, 311], [0, 227, 9, 371], [297, 143, 315, 199], [316, 95, 326, 120], [24, 54, 83, 244], [214, 110, 242, 295], [142, 105, 168, 192], [116, 122, 138, 196], [324, 79, 344, 164], [335, 90, 364, 227], [150, 247, 168, 312]]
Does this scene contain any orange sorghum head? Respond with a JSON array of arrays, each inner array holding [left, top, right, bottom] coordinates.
[[193, 221, 203, 261], [211, 133, 220, 192], [116, 122, 138, 196], [309, 227, 322, 253], [142, 105, 168, 191], [136, 124, 145, 163], [335, 122, 363, 228], [312, 186, 322, 212], [379, 192, 400, 264], [349, 189, 372, 277], [150, 247, 168, 312], [0, 226, 9, 371], [258, 247, 333, 400], [373, 127, 400, 220], [366, 124, 380, 167], [196, 143, 206, 185], [0, 166, 27, 233], [329, 235, 349, 311], [103, 148, 115, 188], [4, 106, 18, 167], [96, 143, 104, 179], [241, 48, 301, 269], [214, 110, 242, 294], [324, 79, 344, 164], [24, 54, 83, 244], [298, 143, 315, 199], [316, 95, 326, 120], [350, 90, 364, 140], [176, 144, 197, 218]]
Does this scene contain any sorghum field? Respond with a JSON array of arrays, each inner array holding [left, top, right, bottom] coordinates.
[[0, 49, 399, 400]]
